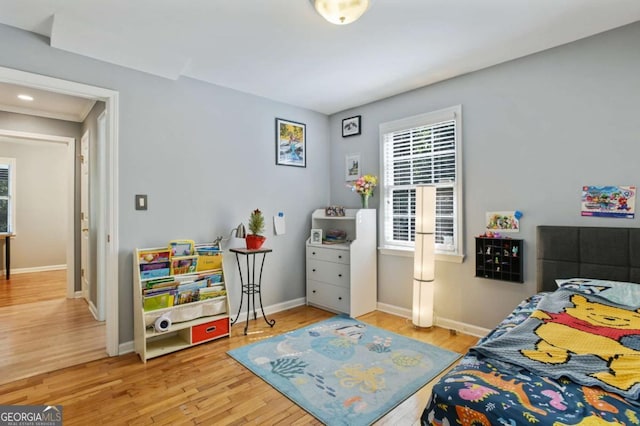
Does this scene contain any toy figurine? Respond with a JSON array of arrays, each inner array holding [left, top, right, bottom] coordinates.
[[512, 246, 519, 257], [486, 247, 491, 255]]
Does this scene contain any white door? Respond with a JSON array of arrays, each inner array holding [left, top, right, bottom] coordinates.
[[80, 131, 90, 302]]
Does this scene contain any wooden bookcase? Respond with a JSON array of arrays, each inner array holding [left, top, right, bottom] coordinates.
[[475, 237, 523, 283], [133, 243, 230, 362]]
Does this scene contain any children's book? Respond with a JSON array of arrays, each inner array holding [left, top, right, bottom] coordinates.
[[143, 292, 175, 311], [138, 249, 171, 264], [140, 261, 171, 279], [170, 255, 198, 275], [169, 240, 195, 256]]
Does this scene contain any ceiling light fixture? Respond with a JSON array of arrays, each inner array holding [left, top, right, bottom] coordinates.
[[17, 94, 34, 101], [312, 0, 370, 25]]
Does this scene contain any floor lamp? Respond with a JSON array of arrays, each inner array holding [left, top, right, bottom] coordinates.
[[413, 185, 436, 327]]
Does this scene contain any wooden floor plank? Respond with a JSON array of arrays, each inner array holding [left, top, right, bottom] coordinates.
[[0, 305, 478, 425], [0, 270, 106, 385]]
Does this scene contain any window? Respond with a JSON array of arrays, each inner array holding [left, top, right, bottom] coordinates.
[[380, 106, 462, 256], [0, 158, 16, 233]]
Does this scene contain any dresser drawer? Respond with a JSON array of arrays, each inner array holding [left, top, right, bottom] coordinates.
[[307, 281, 350, 314], [191, 318, 229, 344], [306, 246, 349, 264], [307, 259, 350, 287]]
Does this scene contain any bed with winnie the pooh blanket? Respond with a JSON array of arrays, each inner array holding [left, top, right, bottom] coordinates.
[[422, 226, 640, 425]]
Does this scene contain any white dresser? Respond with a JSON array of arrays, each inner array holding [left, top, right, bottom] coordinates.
[[306, 209, 377, 317]]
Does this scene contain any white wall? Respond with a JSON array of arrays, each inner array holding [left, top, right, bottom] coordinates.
[[0, 24, 330, 343], [0, 135, 68, 269], [329, 22, 640, 329]]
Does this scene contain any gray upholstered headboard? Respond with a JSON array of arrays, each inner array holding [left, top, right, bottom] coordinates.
[[536, 226, 640, 292]]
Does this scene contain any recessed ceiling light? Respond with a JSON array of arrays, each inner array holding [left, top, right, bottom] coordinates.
[[17, 94, 34, 101]]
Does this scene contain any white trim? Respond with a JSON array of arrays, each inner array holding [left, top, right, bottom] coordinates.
[[0, 102, 95, 123], [435, 317, 490, 338], [0, 66, 120, 357], [0, 129, 75, 298], [3, 264, 67, 275], [88, 300, 100, 321], [244, 297, 307, 320], [376, 302, 411, 318], [119, 340, 135, 355], [378, 246, 465, 263], [377, 301, 490, 338], [378, 105, 464, 257], [74, 290, 83, 298]]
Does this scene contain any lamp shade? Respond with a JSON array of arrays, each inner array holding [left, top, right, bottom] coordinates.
[[313, 0, 370, 25], [412, 185, 436, 327]]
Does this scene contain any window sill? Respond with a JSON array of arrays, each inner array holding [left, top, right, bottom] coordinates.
[[378, 246, 465, 263]]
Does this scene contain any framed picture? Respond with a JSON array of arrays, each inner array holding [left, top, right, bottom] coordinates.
[[345, 153, 360, 181], [342, 115, 361, 137], [276, 117, 306, 167], [310, 228, 323, 245]]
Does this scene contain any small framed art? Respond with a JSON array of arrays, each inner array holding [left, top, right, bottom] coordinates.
[[276, 117, 306, 167], [310, 228, 323, 245], [345, 153, 360, 181], [342, 115, 361, 137]]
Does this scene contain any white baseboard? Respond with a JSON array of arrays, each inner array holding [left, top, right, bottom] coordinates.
[[74, 291, 83, 298], [2, 264, 67, 275], [88, 301, 100, 320], [435, 317, 490, 338], [119, 341, 134, 355], [376, 302, 411, 318], [377, 302, 490, 338]]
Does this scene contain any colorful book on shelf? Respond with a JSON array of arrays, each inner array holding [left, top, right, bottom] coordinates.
[[143, 292, 175, 311], [144, 277, 176, 290], [169, 239, 195, 256], [199, 285, 226, 300], [138, 248, 171, 264], [140, 261, 171, 279], [170, 255, 199, 275]]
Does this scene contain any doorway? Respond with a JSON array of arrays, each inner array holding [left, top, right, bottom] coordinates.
[[0, 66, 119, 357]]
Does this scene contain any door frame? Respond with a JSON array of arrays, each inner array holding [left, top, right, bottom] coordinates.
[[0, 130, 75, 298], [80, 129, 90, 303], [0, 66, 120, 356]]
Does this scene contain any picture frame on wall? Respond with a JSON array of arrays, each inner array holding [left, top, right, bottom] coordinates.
[[275, 117, 306, 167], [342, 115, 361, 137], [345, 153, 360, 181], [310, 228, 323, 245]]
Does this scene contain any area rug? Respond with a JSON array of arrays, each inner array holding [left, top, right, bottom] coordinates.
[[227, 315, 460, 425]]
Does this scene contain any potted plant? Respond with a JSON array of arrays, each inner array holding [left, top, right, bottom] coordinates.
[[246, 208, 266, 250]]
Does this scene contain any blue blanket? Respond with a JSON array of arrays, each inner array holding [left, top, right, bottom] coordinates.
[[472, 288, 640, 400]]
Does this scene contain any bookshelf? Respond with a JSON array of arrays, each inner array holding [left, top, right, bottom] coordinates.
[[475, 237, 523, 283], [133, 242, 230, 362]]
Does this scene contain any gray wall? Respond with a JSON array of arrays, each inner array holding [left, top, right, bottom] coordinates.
[[0, 24, 329, 343], [329, 22, 640, 329], [0, 134, 68, 269], [0, 111, 81, 273]]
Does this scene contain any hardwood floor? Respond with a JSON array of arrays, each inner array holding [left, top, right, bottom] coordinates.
[[0, 270, 106, 385], [0, 269, 67, 307], [0, 306, 477, 425]]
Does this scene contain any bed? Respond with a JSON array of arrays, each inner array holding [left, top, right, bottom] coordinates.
[[421, 226, 640, 425]]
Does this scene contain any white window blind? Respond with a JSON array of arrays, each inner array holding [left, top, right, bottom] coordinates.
[[380, 106, 461, 255]]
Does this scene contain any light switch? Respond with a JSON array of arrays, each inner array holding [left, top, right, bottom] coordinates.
[[135, 194, 148, 211]]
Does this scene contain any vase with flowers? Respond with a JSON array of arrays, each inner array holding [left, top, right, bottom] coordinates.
[[348, 174, 378, 208], [245, 208, 266, 250]]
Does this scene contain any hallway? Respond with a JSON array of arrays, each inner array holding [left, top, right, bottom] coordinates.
[[0, 270, 106, 385]]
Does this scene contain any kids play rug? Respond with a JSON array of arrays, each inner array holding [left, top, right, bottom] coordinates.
[[227, 315, 460, 425]]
